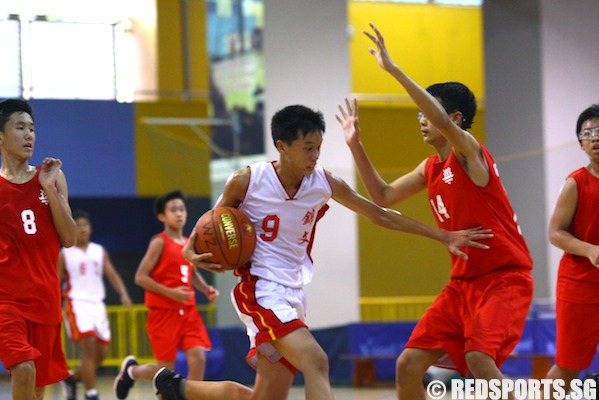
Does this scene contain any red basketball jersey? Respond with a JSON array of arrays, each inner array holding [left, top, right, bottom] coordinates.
[[557, 167, 599, 303], [144, 232, 196, 309], [423, 145, 532, 278], [0, 167, 62, 324]]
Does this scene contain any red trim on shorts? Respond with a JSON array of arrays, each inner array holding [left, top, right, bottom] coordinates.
[[233, 275, 306, 347], [245, 347, 298, 375], [63, 298, 82, 341]]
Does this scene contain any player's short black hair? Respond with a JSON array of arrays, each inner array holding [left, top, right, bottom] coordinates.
[[154, 190, 187, 216], [72, 210, 91, 222], [0, 99, 33, 132], [270, 105, 325, 146], [576, 104, 599, 143], [426, 82, 476, 130]]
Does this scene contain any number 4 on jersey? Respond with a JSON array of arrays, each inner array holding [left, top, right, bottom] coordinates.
[[430, 195, 450, 223]]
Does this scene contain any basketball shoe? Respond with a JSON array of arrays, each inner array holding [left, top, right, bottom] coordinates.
[[153, 367, 186, 400], [114, 355, 138, 399]]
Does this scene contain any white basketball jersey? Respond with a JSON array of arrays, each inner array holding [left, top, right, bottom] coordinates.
[[239, 161, 332, 288], [62, 242, 106, 302]]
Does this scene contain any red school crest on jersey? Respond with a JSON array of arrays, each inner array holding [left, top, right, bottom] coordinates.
[[38, 189, 49, 205], [302, 209, 315, 225]]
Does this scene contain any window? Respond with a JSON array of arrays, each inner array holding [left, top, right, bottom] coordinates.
[[0, 0, 152, 101], [1, 16, 122, 100], [28, 21, 117, 99]]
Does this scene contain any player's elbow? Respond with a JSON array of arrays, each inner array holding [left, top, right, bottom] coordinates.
[[61, 235, 77, 248], [371, 187, 399, 208], [548, 229, 561, 248], [134, 274, 144, 287], [375, 196, 394, 208], [369, 207, 393, 228]]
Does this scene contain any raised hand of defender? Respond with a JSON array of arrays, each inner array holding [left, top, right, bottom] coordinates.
[[335, 98, 361, 146], [363, 22, 396, 72], [442, 226, 493, 260]]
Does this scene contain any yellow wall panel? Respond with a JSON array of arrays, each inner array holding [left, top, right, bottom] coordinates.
[[349, 3, 484, 99], [135, 101, 212, 196], [135, 0, 211, 197], [156, 0, 209, 98], [156, 0, 184, 96], [188, 0, 210, 94]]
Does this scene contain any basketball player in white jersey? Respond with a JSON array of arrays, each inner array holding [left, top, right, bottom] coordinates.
[[149, 104, 492, 400], [58, 210, 132, 400]]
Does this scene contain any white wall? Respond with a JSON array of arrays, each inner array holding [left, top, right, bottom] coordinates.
[[540, 1, 599, 298], [484, 0, 599, 300], [262, 0, 358, 328]]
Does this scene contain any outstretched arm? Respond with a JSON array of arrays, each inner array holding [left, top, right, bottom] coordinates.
[[336, 97, 427, 207], [327, 170, 492, 259], [363, 23, 488, 185]]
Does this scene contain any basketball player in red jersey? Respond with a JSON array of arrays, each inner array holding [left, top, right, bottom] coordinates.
[[545, 104, 599, 399], [0, 99, 77, 399], [336, 24, 534, 400], [114, 190, 253, 400]]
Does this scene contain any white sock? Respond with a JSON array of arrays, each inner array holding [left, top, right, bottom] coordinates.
[[85, 388, 98, 396], [127, 366, 136, 380]]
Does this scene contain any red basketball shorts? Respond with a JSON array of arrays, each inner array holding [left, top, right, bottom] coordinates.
[[0, 312, 69, 386], [406, 268, 533, 376], [555, 299, 599, 371], [146, 306, 212, 362]]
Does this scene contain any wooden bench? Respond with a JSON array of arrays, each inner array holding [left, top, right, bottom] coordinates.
[[341, 353, 554, 387], [340, 354, 397, 387]]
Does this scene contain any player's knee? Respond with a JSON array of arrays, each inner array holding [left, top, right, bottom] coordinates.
[[464, 351, 494, 376], [301, 347, 329, 374], [226, 382, 253, 400], [11, 360, 36, 380], [186, 348, 206, 367], [396, 352, 425, 383]]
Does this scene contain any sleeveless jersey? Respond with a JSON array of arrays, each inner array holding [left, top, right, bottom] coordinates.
[[238, 161, 332, 288], [0, 167, 63, 324], [556, 167, 599, 303], [144, 232, 196, 309], [423, 145, 532, 278], [62, 242, 106, 302]]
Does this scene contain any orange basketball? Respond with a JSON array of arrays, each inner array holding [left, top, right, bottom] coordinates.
[[194, 207, 257, 270]]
